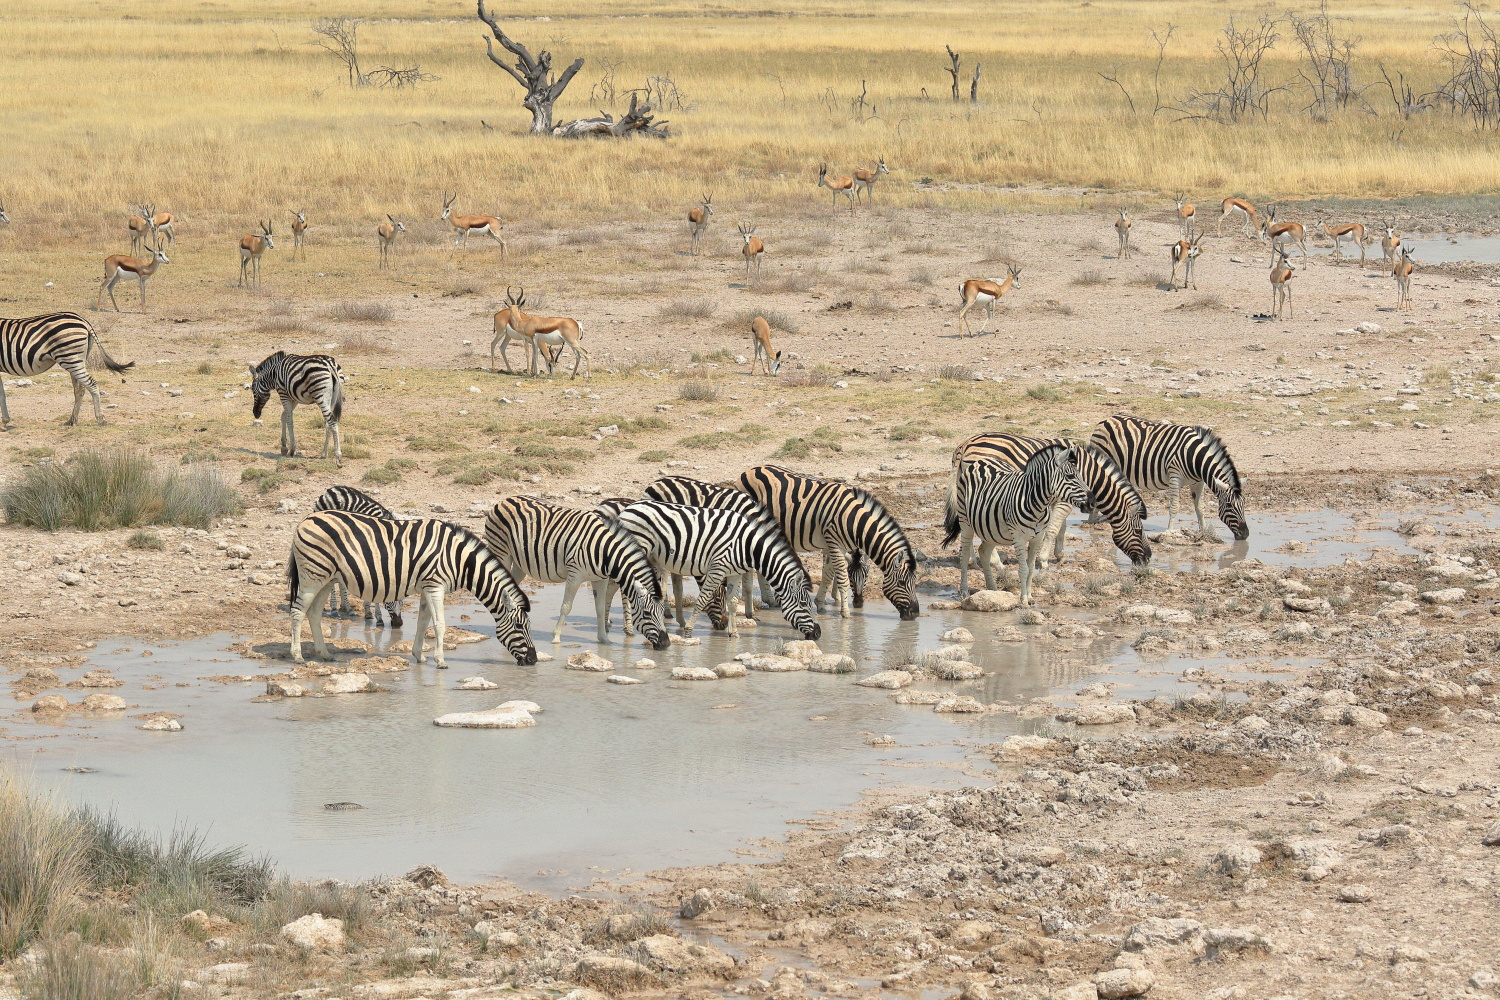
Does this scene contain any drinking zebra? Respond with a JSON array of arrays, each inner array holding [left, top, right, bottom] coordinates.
[[287, 511, 536, 666], [642, 475, 811, 616], [0, 311, 134, 427], [1089, 414, 1248, 539], [950, 432, 1151, 568], [248, 351, 344, 467], [738, 465, 920, 621], [608, 499, 821, 640], [483, 495, 669, 649], [312, 486, 404, 627], [943, 444, 1091, 605]]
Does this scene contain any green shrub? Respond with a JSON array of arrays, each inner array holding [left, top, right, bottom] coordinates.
[[362, 465, 401, 485], [637, 450, 671, 463], [678, 381, 717, 402], [0, 773, 86, 959], [678, 423, 769, 449], [774, 426, 842, 458], [127, 530, 162, 551], [2, 451, 239, 533]]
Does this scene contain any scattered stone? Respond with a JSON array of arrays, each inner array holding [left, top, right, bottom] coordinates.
[[668, 635, 700, 646], [679, 888, 714, 919], [1052, 622, 1095, 638], [856, 670, 912, 690], [1283, 596, 1330, 613], [1420, 587, 1468, 604], [671, 666, 719, 681], [75, 669, 123, 688], [1204, 927, 1271, 955], [280, 913, 345, 951], [1094, 967, 1155, 998], [456, 676, 499, 690], [31, 694, 69, 713], [931, 658, 984, 680], [781, 639, 823, 662], [180, 910, 234, 936], [572, 953, 654, 984], [1123, 917, 1203, 951], [1119, 604, 1195, 624], [1215, 843, 1262, 877], [934, 694, 987, 714], [137, 715, 183, 732], [432, 704, 536, 728], [1481, 821, 1500, 847], [80, 693, 127, 712], [345, 655, 408, 672], [1339, 884, 1372, 902], [940, 627, 974, 643], [961, 590, 1019, 612], [807, 653, 856, 673], [894, 690, 945, 705], [769, 917, 835, 942], [323, 802, 363, 810], [926, 599, 961, 610], [1056, 984, 1099, 1000], [1021, 845, 1067, 867], [633, 658, 657, 669], [1376, 599, 1419, 618], [1390, 943, 1430, 964], [266, 679, 307, 698], [740, 653, 804, 672], [867, 734, 896, 747], [566, 651, 613, 672], [607, 675, 643, 685], [1057, 704, 1136, 725], [1016, 607, 1048, 625], [322, 673, 376, 694], [1355, 320, 1382, 334], [1000, 734, 1058, 755], [713, 661, 748, 678], [204, 962, 251, 984]]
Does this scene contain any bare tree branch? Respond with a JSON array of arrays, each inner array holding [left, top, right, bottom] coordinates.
[[477, 0, 586, 133], [1099, 64, 1137, 115], [945, 45, 961, 101]]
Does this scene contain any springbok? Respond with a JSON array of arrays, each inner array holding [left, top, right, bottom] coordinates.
[[1261, 206, 1309, 259], [492, 287, 590, 379], [1380, 219, 1402, 268], [1175, 193, 1196, 237], [687, 193, 713, 256], [1319, 219, 1367, 266], [1169, 234, 1203, 291], [238, 220, 274, 288], [128, 205, 153, 255], [853, 158, 890, 203], [441, 191, 505, 254], [1270, 248, 1295, 318], [1114, 208, 1132, 259], [148, 208, 176, 245], [289, 210, 308, 260], [98, 241, 170, 312], [739, 223, 764, 284], [1217, 197, 1259, 237], [817, 164, 856, 214], [376, 215, 406, 268], [957, 266, 1022, 337], [1393, 246, 1415, 310], [750, 315, 781, 375], [0, 202, 10, 225]]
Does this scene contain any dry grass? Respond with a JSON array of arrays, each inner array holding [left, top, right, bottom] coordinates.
[[939, 364, 976, 381], [658, 297, 718, 320], [1071, 269, 1106, 286], [322, 301, 393, 323], [677, 381, 718, 401], [337, 330, 392, 355], [256, 315, 324, 335]]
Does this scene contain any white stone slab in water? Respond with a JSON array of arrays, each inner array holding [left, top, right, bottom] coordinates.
[[433, 707, 535, 729], [741, 654, 803, 672], [856, 670, 912, 690], [807, 653, 856, 674], [713, 661, 748, 678], [671, 666, 718, 681], [566, 651, 613, 672], [607, 675, 643, 685], [781, 640, 822, 662], [456, 677, 499, 690]]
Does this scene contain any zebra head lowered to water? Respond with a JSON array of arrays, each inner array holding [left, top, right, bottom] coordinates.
[[1089, 414, 1248, 541], [249, 350, 345, 467], [288, 511, 536, 666]]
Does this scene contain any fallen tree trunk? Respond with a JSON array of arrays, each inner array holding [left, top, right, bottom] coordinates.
[[552, 94, 670, 138]]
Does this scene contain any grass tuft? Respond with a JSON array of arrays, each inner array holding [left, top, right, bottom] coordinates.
[[323, 300, 393, 323], [1, 451, 239, 532], [939, 364, 975, 381], [659, 298, 717, 319], [678, 381, 717, 402], [1071, 269, 1106, 286]]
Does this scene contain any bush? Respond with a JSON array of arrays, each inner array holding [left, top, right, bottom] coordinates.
[[18, 938, 140, 1000], [362, 464, 402, 485], [659, 298, 717, 319], [888, 422, 931, 441], [678, 424, 769, 450], [1026, 385, 1064, 402], [256, 315, 324, 335], [774, 426, 842, 458], [126, 530, 162, 550], [323, 300, 393, 323], [1071, 269, 1106, 286], [637, 449, 671, 463], [0, 773, 86, 959], [1, 451, 240, 532], [678, 381, 717, 402], [77, 809, 271, 912], [252, 877, 367, 934], [195, 361, 212, 375], [689, 348, 735, 364], [337, 331, 391, 355], [780, 366, 834, 388], [939, 364, 975, 381]]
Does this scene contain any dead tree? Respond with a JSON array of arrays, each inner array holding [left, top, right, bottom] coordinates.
[[945, 45, 962, 101], [1289, 0, 1362, 119], [476, 0, 585, 133], [313, 17, 366, 86], [1149, 23, 1178, 115], [552, 93, 669, 138], [1436, 3, 1500, 127], [1177, 15, 1283, 123], [970, 63, 982, 103]]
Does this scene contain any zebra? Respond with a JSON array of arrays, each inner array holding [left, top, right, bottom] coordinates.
[[288, 511, 536, 667], [1089, 414, 1248, 540], [738, 465, 920, 621], [248, 351, 344, 467], [609, 500, 821, 640], [950, 432, 1152, 568], [312, 486, 405, 627], [483, 495, 669, 650], [642, 475, 811, 616], [0, 312, 134, 427], [943, 444, 1091, 606]]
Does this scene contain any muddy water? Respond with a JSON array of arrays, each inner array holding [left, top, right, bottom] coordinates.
[[1304, 233, 1500, 264]]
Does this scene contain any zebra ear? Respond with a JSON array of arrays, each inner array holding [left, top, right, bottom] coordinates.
[[246, 363, 257, 377]]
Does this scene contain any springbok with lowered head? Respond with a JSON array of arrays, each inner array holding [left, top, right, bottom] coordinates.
[[1169, 234, 1203, 291], [853, 158, 890, 203], [817, 164, 856, 214], [238, 220, 274, 288], [376, 215, 406, 268], [957, 266, 1022, 337], [1261, 206, 1309, 259], [687, 193, 713, 256], [739, 223, 764, 284], [1217, 197, 1259, 237], [1114, 207, 1132, 259], [441, 191, 505, 254], [1318, 219, 1367, 266], [492, 286, 590, 379], [98, 240, 170, 312], [750, 315, 781, 375]]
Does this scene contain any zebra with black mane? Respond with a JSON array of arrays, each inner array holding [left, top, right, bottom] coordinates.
[[738, 465, 920, 621], [0, 311, 134, 427], [249, 351, 344, 467], [943, 443, 1091, 605], [950, 432, 1151, 568], [312, 486, 404, 627], [608, 499, 821, 640], [1089, 414, 1248, 540], [484, 495, 669, 650], [288, 511, 536, 666]]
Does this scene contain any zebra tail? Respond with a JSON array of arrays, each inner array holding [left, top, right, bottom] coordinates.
[[330, 376, 344, 423], [287, 546, 300, 609], [941, 494, 961, 549], [88, 328, 136, 375]]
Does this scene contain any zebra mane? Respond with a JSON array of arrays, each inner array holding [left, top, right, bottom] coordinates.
[[1080, 443, 1148, 519], [596, 512, 663, 600], [444, 519, 531, 612], [845, 483, 917, 573], [1193, 426, 1242, 495]]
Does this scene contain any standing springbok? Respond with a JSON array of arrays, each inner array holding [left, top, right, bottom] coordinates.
[[1318, 219, 1367, 266], [1380, 220, 1402, 268], [289, 210, 308, 260], [148, 208, 176, 246], [739, 223, 764, 284], [441, 191, 505, 254], [1270, 248, 1295, 318], [1393, 246, 1415, 310], [1114, 208, 1132, 259], [1169, 234, 1203, 291], [750, 315, 781, 375], [817, 164, 856, 214], [492, 287, 590, 379], [1261, 206, 1309, 259], [1175, 193, 1196, 237], [238, 221, 274, 288], [957, 266, 1022, 337], [687, 193, 713, 256], [128, 205, 153, 255], [376, 215, 406, 268], [1217, 197, 1259, 237], [853, 158, 890, 203], [98, 241, 170, 313]]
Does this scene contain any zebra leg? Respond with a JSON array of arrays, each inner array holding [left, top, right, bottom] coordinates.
[[814, 550, 836, 611], [67, 379, 85, 427], [0, 379, 9, 425], [958, 526, 975, 598], [554, 572, 585, 644], [281, 399, 297, 457], [305, 580, 337, 660], [1016, 539, 1034, 606], [979, 539, 999, 592], [589, 577, 613, 643], [324, 411, 342, 467], [671, 574, 688, 631], [290, 581, 328, 662], [428, 588, 449, 668], [368, 600, 382, 626], [411, 592, 433, 665], [826, 548, 852, 618], [688, 563, 733, 636], [1191, 483, 1208, 534], [1166, 472, 1181, 530], [386, 600, 403, 628], [722, 575, 741, 637]]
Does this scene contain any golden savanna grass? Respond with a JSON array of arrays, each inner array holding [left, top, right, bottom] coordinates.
[[0, 0, 1496, 250]]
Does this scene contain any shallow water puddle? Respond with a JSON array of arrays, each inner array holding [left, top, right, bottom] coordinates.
[[1304, 233, 1500, 264]]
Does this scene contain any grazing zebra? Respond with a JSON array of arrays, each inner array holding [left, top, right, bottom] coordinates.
[[950, 432, 1152, 568], [312, 486, 404, 627], [610, 500, 821, 640], [943, 444, 1091, 605], [738, 465, 920, 621], [483, 495, 669, 649], [1089, 414, 1248, 539], [642, 475, 811, 616], [0, 312, 134, 427], [288, 511, 536, 667], [249, 351, 344, 467]]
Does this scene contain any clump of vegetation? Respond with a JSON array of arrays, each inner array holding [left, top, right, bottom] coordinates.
[[729, 308, 800, 334], [690, 348, 735, 363], [195, 361, 213, 375], [406, 436, 466, 452], [888, 421, 933, 441], [637, 449, 672, 463], [1, 450, 240, 532], [1071, 269, 1106, 286], [240, 467, 286, 494], [337, 331, 391, 355], [678, 381, 717, 402], [775, 425, 843, 458], [323, 300, 393, 323], [678, 424, 769, 449], [1026, 384, 1064, 402], [659, 298, 717, 320], [127, 530, 163, 550], [939, 364, 975, 381], [362, 458, 413, 485], [514, 441, 590, 461], [257, 315, 324, 335], [780, 365, 835, 388]]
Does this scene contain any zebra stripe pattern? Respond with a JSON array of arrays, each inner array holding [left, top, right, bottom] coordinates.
[[288, 511, 536, 666], [0, 312, 133, 427], [484, 495, 669, 650], [943, 443, 1091, 605], [951, 432, 1152, 567], [611, 499, 821, 640], [312, 486, 404, 627], [738, 465, 920, 620], [1090, 415, 1248, 540], [249, 351, 345, 467]]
